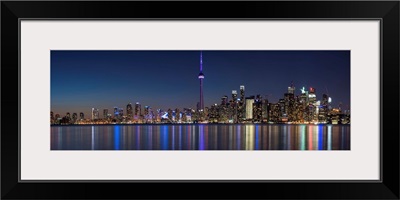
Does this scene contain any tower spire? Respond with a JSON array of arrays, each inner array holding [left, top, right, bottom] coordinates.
[[200, 51, 203, 72], [198, 51, 205, 111]]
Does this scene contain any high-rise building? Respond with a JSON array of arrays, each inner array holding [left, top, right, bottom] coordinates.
[[232, 90, 238, 101], [221, 95, 228, 106], [50, 111, 54, 124], [231, 90, 238, 122], [262, 99, 269, 122], [308, 87, 317, 104], [288, 82, 295, 94], [79, 112, 84, 120], [103, 109, 108, 119], [72, 113, 77, 123], [91, 108, 99, 120], [239, 85, 245, 122], [126, 103, 133, 120], [118, 108, 124, 119], [198, 51, 205, 111], [114, 107, 118, 118], [134, 102, 141, 121], [253, 95, 263, 122], [308, 87, 317, 122], [245, 96, 255, 119]]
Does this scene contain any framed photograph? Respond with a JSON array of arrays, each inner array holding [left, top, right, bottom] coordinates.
[[2, 1, 399, 199]]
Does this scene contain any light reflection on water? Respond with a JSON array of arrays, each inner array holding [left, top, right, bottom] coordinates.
[[50, 124, 350, 150]]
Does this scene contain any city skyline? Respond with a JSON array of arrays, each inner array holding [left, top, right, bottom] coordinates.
[[51, 50, 350, 117]]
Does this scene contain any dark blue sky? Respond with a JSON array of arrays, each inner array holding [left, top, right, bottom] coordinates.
[[51, 50, 350, 117]]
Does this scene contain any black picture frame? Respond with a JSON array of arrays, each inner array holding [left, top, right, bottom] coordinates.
[[2, 1, 399, 199]]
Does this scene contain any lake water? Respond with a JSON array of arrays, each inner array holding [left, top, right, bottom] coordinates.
[[50, 124, 350, 150]]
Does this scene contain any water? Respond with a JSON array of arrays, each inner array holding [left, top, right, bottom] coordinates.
[[50, 124, 350, 150]]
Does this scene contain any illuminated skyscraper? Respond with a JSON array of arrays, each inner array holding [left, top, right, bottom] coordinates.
[[114, 107, 118, 118], [221, 95, 228, 106], [231, 90, 238, 122], [198, 51, 205, 111], [126, 103, 133, 120], [72, 113, 77, 123], [103, 109, 108, 119], [288, 82, 295, 94], [232, 90, 237, 101], [91, 108, 99, 120], [308, 87, 316, 103], [245, 96, 255, 119], [50, 111, 54, 124], [134, 102, 141, 121], [118, 108, 123, 119], [239, 85, 245, 122], [79, 112, 84, 120]]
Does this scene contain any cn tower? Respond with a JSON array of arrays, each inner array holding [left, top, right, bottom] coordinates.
[[198, 51, 205, 111]]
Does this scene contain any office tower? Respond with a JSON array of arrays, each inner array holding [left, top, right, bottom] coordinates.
[[103, 109, 108, 119], [308, 87, 317, 122], [72, 113, 77, 123], [253, 95, 263, 122], [308, 87, 317, 104], [126, 103, 133, 120], [232, 90, 238, 101], [114, 107, 118, 118], [318, 94, 329, 122], [174, 108, 180, 122], [221, 95, 228, 106], [135, 102, 141, 121], [278, 99, 287, 122], [231, 90, 238, 122], [50, 111, 54, 124], [245, 96, 255, 119], [91, 108, 99, 120], [118, 108, 123, 119], [167, 109, 173, 122], [198, 51, 205, 111], [239, 85, 245, 122], [300, 87, 309, 122], [288, 81, 295, 94], [79, 112, 84, 120], [262, 99, 269, 122]]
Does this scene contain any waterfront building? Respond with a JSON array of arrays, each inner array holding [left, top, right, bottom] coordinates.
[[126, 103, 133, 120], [114, 107, 118, 118], [134, 102, 141, 121], [245, 96, 255, 120], [253, 95, 263, 122], [91, 108, 99, 120], [72, 113, 77, 124], [262, 99, 269, 122], [238, 85, 245, 122], [103, 109, 108, 119]]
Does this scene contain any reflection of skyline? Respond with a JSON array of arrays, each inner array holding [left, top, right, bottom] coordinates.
[[51, 125, 350, 150], [51, 51, 350, 118]]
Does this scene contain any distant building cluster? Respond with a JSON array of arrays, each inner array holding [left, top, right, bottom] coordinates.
[[50, 83, 350, 125]]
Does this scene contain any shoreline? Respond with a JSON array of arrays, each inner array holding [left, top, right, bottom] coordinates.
[[50, 123, 350, 126]]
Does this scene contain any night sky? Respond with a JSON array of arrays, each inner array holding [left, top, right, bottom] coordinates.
[[51, 50, 350, 117]]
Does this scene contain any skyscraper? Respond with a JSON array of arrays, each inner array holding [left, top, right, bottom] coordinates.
[[239, 85, 245, 122], [288, 82, 295, 94], [126, 103, 133, 120], [198, 51, 205, 111], [245, 96, 255, 119], [91, 108, 99, 120], [134, 102, 141, 121], [103, 109, 108, 119]]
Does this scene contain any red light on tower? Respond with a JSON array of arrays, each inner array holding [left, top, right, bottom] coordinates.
[[309, 87, 315, 93]]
